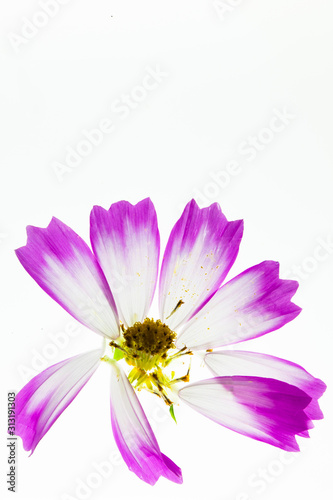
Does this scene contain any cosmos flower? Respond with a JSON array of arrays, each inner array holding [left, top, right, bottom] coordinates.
[[14, 199, 325, 485]]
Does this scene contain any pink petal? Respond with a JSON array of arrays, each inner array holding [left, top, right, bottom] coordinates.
[[109, 363, 182, 485], [179, 376, 313, 451], [159, 200, 243, 330], [15, 349, 103, 454], [177, 261, 301, 350], [90, 198, 160, 328], [205, 350, 326, 420], [16, 218, 119, 339]]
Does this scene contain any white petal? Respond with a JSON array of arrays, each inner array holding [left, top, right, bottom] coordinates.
[[205, 350, 326, 420], [159, 200, 243, 330], [109, 362, 182, 485], [90, 199, 160, 328], [16, 218, 119, 339], [179, 376, 312, 451], [177, 261, 300, 350], [16, 348, 103, 453]]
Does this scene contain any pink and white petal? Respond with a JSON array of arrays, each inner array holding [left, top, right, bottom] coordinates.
[[159, 200, 243, 330], [205, 350, 326, 420], [109, 362, 182, 485], [16, 218, 119, 339], [90, 199, 160, 328], [15, 349, 103, 454], [176, 261, 301, 350], [179, 376, 313, 451]]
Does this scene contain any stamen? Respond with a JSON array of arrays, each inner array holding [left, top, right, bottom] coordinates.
[[169, 359, 191, 384], [164, 346, 193, 366], [109, 341, 126, 353], [166, 299, 185, 320]]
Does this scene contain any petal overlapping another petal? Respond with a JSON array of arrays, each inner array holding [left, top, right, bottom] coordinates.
[[90, 198, 160, 328], [15, 349, 103, 454], [15, 218, 119, 339], [177, 261, 301, 350], [179, 376, 313, 451], [159, 200, 243, 330], [109, 362, 182, 485], [205, 350, 326, 420]]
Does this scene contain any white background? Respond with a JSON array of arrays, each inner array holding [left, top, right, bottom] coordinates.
[[1, 1, 332, 499]]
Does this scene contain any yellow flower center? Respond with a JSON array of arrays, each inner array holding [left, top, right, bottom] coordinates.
[[109, 318, 191, 407], [123, 318, 176, 367]]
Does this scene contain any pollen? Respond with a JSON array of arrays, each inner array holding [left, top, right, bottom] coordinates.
[[123, 318, 176, 357]]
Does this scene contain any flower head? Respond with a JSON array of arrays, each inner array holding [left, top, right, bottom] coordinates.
[[14, 199, 326, 485]]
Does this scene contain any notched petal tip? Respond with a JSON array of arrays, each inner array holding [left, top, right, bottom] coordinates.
[[108, 197, 156, 212], [90, 204, 107, 217], [15, 218, 54, 253]]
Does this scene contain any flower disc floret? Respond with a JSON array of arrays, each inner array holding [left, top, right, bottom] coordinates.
[[123, 318, 176, 357], [108, 318, 191, 406]]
